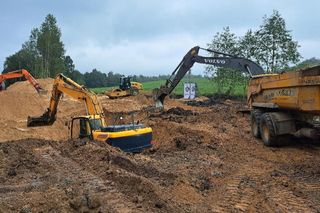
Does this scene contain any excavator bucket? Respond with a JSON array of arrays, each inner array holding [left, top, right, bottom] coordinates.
[[155, 98, 164, 109], [27, 109, 55, 127], [152, 88, 165, 109]]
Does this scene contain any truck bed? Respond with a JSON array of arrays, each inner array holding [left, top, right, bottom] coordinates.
[[248, 65, 320, 113]]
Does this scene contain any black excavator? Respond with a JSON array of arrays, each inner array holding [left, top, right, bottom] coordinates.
[[154, 46, 264, 108]]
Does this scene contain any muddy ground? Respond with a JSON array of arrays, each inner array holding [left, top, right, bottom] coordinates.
[[0, 80, 320, 212]]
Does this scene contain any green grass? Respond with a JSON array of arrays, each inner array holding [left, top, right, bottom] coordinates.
[[90, 77, 247, 97]]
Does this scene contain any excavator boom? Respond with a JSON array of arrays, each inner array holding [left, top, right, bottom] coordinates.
[[27, 73, 105, 127], [155, 46, 264, 108], [0, 69, 46, 93]]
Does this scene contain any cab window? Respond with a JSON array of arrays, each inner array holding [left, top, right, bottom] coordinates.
[[89, 119, 102, 131]]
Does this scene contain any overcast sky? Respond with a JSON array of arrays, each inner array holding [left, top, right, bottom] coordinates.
[[1, 0, 319, 75]]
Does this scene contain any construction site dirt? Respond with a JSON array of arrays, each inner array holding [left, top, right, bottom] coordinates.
[[0, 80, 320, 212]]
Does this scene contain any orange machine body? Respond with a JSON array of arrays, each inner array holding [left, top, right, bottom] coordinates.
[[0, 69, 44, 93]]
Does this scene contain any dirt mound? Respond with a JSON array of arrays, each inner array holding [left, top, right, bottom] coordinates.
[[187, 93, 245, 107], [0, 78, 85, 142], [101, 93, 153, 113], [6, 78, 54, 93], [166, 107, 195, 116]]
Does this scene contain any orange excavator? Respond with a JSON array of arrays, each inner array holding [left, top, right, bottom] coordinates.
[[0, 69, 46, 93]]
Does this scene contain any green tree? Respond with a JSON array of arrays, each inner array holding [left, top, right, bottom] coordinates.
[[238, 29, 259, 61], [254, 10, 301, 72], [3, 14, 69, 79], [206, 27, 247, 95], [63, 55, 75, 77], [37, 14, 66, 77], [70, 69, 85, 85], [206, 10, 301, 95], [84, 69, 108, 88]]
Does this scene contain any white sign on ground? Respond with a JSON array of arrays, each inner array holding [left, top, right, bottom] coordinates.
[[184, 83, 196, 99]]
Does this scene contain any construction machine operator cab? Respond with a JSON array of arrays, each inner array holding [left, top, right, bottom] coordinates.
[[119, 77, 132, 90], [70, 117, 95, 140]]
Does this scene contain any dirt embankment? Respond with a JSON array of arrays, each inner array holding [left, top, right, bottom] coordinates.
[[0, 79, 87, 142], [0, 80, 320, 212]]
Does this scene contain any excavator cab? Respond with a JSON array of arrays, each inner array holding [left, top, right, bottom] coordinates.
[[119, 76, 132, 90], [70, 116, 94, 140]]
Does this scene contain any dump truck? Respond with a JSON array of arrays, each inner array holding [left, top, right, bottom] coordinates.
[[248, 65, 320, 145]]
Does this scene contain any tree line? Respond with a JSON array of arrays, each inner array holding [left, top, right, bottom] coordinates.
[[2, 12, 319, 91]]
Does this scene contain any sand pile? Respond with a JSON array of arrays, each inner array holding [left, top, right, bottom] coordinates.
[[0, 79, 84, 142], [6, 78, 54, 93], [101, 93, 154, 112]]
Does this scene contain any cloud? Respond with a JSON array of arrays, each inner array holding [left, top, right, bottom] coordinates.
[[67, 33, 210, 75], [1, 0, 319, 74]]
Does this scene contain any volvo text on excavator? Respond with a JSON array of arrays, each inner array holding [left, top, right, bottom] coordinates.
[[27, 73, 153, 152], [0, 69, 46, 93], [154, 46, 264, 108]]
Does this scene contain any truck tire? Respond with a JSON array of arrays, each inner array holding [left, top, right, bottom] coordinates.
[[260, 113, 278, 146], [250, 109, 263, 138]]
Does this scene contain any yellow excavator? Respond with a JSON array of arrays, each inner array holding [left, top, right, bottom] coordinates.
[[27, 73, 152, 152], [106, 76, 143, 99]]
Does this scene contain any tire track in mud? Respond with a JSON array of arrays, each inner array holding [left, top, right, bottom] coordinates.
[[213, 160, 319, 213], [33, 145, 140, 212], [213, 170, 265, 212], [266, 187, 317, 212]]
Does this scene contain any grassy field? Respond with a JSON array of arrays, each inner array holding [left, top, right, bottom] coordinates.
[[90, 77, 247, 97]]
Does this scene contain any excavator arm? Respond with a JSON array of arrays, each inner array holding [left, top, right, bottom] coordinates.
[[0, 69, 45, 93], [155, 46, 264, 108], [27, 73, 105, 127]]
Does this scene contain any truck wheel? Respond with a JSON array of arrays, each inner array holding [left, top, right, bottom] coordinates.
[[260, 113, 278, 146], [250, 109, 262, 138]]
